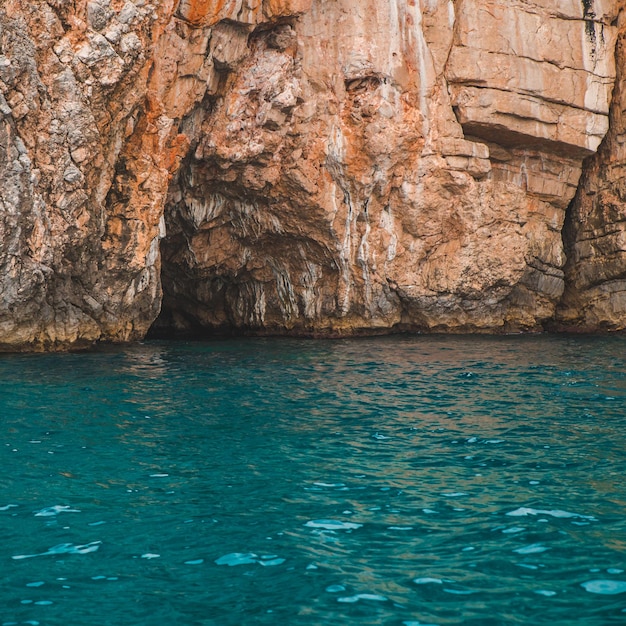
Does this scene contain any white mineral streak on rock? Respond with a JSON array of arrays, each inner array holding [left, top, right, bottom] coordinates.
[[407, 0, 434, 139]]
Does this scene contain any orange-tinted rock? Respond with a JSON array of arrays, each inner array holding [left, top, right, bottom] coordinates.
[[264, 0, 311, 19], [1, 0, 626, 350]]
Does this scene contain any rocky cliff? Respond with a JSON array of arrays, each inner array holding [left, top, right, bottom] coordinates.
[[1, 0, 625, 350]]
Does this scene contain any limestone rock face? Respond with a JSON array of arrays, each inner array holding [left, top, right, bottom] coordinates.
[[556, 13, 626, 331], [0, 0, 625, 349], [0, 0, 177, 349], [158, 0, 622, 335]]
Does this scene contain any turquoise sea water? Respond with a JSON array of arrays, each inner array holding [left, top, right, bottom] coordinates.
[[1, 335, 626, 625]]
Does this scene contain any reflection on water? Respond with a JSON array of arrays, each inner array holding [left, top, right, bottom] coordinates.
[[1, 335, 626, 625]]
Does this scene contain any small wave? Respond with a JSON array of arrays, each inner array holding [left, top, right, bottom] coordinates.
[[305, 519, 362, 530], [513, 543, 550, 555], [337, 593, 387, 603], [506, 507, 596, 521], [215, 553, 285, 567], [12, 541, 101, 560], [414, 577, 443, 585], [581, 580, 626, 595], [34, 505, 81, 517]]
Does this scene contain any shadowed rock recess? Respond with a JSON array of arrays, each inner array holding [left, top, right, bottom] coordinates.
[[1, 0, 626, 350]]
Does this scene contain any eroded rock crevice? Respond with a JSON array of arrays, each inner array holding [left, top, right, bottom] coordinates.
[[555, 7, 626, 331]]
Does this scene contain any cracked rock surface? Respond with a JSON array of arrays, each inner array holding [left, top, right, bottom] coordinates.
[[1, 0, 626, 350]]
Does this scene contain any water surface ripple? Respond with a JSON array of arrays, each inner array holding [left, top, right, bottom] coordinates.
[[1, 335, 626, 625]]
